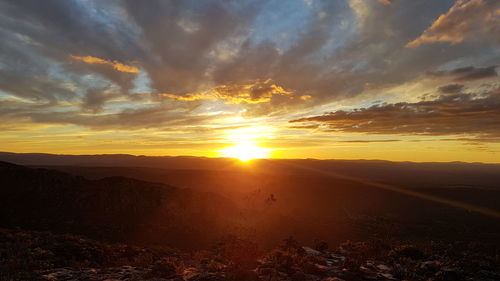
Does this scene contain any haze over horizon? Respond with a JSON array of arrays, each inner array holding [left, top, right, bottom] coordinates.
[[1, 0, 499, 162], [2, 151, 500, 165]]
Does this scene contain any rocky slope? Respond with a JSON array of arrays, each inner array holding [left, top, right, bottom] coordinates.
[[1, 228, 499, 281]]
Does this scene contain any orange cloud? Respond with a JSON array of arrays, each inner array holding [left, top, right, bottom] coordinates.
[[71, 55, 139, 73], [406, 0, 500, 48], [162, 79, 294, 104], [378, 0, 392, 6]]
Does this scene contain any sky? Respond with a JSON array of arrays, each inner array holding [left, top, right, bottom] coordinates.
[[0, 0, 499, 162]]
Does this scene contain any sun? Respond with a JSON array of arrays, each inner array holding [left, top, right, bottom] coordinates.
[[219, 142, 271, 161], [217, 125, 274, 161]]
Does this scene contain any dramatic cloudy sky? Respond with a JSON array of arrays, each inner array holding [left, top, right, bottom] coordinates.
[[0, 0, 499, 162]]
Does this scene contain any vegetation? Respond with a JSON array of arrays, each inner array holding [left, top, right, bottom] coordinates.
[[1, 228, 499, 281]]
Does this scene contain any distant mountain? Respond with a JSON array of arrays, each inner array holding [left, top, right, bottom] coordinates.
[[1, 151, 500, 190], [0, 152, 239, 170], [0, 161, 240, 248]]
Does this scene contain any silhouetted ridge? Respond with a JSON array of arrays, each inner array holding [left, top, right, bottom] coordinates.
[[0, 160, 26, 169], [0, 162, 239, 248]]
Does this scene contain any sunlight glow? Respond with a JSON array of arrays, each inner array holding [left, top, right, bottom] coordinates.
[[219, 142, 271, 161], [217, 125, 274, 161]]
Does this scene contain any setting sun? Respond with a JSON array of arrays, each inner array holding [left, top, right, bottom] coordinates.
[[219, 143, 271, 161], [217, 125, 274, 161]]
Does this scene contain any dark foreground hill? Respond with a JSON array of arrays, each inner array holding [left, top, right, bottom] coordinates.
[[0, 161, 240, 248]]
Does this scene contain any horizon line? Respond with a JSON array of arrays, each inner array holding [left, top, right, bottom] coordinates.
[[1, 151, 499, 165]]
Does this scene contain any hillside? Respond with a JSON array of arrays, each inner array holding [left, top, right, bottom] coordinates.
[[1, 160, 499, 248], [0, 161, 240, 248], [1, 160, 500, 280]]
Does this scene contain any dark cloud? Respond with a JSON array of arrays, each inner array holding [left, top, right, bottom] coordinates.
[[0, 0, 144, 103], [438, 84, 464, 94], [81, 88, 119, 114], [122, 0, 261, 95], [290, 89, 500, 139], [0, 99, 216, 131], [36, 108, 217, 130], [429, 66, 498, 82]]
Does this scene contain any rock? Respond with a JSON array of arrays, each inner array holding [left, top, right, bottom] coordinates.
[[379, 272, 396, 280], [315, 264, 329, 270], [328, 254, 346, 266], [377, 264, 391, 272], [303, 246, 322, 256], [359, 265, 378, 279]]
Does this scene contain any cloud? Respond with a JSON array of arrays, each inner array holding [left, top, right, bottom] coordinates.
[[0, 0, 499, 136], [287, 124, 320, 129], [438, 84, 464, 94], [0, 0, 144, 102], [337, 139, 401, 143], [122, 0, 260, 95], [0, 95, 218, 131], [81, 88, 119, 113], [378, 0, 392, 6], [0, 101, 218, 131], [290, 88, 500, 139], [407, 0, 500, 47], [428, 65, 498, 82], [71, 56, 139, 73], [162, 80, 294, 104]]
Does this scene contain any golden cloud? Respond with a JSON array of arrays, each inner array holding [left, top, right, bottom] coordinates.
[[71, 55, 139, 73], [162, 79, 294, 104]]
